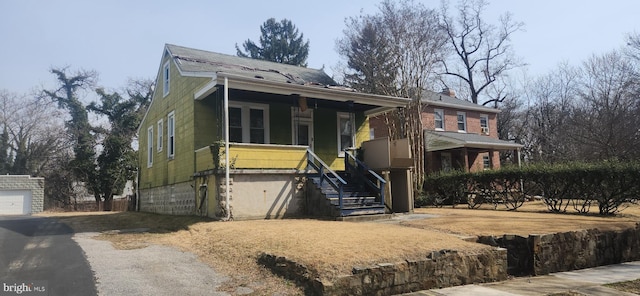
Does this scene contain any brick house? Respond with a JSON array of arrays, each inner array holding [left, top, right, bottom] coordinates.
[[370, 89, 522, 173]]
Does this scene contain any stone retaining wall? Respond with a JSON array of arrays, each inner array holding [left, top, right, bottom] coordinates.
[[260, 247, 507, 296], [477, 223, 640, 276], [532, 223, 640, 275]]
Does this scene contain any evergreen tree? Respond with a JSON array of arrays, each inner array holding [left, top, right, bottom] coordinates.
[[42, 67, 98, 204], [236, 18, 310, 67], [88, 80, 152, 210], [340, 20, 397, 95]]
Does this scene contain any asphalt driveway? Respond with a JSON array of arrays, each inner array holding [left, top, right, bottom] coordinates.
[[0, 215, 97, 295]]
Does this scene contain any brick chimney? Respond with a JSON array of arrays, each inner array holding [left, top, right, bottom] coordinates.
[[441, 87, 456, 98]]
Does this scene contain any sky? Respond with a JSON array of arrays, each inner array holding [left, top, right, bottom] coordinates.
[[1, 0, 638, 96]]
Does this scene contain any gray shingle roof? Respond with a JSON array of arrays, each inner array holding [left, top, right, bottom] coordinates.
[[166, 44, 337, 86], [422, 91, 500, 113], [426, 131, 523, 152]]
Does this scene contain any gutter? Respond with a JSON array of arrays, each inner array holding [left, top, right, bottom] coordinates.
[[214, 73, 410, 109]]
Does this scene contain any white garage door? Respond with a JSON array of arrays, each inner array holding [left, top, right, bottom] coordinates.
[[0, 190, 32, 215]]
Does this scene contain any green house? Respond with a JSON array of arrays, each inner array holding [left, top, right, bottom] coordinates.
[[137, 44, 410, 219]]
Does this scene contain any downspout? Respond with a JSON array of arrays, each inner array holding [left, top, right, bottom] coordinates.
[[223, 76, 232, 221], [135, 169, 140, 212]]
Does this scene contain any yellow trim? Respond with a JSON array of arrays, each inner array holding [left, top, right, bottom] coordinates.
[[198, 143, 308, 170], [229, 144, 307, 169]]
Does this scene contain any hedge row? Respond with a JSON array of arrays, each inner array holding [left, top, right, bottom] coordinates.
[[422, 161, 640, 215]]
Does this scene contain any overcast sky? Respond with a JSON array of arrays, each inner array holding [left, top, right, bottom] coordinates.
[[1, 0, 638, 96]]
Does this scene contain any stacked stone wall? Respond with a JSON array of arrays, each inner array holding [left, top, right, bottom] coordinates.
[[139, 181, 195, 215], [260, 248, 507, 295]]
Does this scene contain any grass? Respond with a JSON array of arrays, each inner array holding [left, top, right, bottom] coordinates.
[[605, 278, 640, 294], [42, 201, 640, 295], [409, 201, 640, 237]]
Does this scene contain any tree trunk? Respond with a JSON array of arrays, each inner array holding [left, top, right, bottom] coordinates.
[[94, 193, 101, 210], [103, 193, 113, 211]]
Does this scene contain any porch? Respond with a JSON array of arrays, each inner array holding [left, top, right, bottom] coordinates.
[[425, 131, 523, 173], [194, 143, 390, 218]]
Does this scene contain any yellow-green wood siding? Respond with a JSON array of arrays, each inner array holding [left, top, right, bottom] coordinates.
[[138, 55, 209, 189], [139, 56, 374, 188]]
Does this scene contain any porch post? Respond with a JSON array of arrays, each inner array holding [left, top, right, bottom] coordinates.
[[488, 149, 494, 169], [223, 76, 231, 220], [517, 148, 522, 167], [463, 147, 470, 172]]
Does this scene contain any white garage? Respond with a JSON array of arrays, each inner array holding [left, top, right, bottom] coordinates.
[[0, 175, 44, 215], [0, 190, 33, 215]]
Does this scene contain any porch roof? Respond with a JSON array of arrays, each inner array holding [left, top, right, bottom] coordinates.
[[425, 131, 523, 152], [165, 44, 411, 115]]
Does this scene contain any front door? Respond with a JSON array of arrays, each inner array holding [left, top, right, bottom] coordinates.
[[292, 108, 314, 150]]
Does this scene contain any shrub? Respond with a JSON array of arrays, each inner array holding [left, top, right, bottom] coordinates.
[[422, 161, 640, 215]]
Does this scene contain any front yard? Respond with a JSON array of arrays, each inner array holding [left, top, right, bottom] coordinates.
[[44, 201, 640, 295]]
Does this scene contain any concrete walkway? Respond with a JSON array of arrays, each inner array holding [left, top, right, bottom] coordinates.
[[404, 261, 640, 296]]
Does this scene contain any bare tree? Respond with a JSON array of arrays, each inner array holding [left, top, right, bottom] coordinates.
[[439, 0, 524, 104], [520, 63, 580, 162], [571, 50, 640, 161], [625, 31, 640, 62], [0, 90, 72, 208], [337, 0, 448, 193], [0, 90, 66, 175]]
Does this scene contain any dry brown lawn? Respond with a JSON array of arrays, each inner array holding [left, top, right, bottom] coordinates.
[[409, 201, 640, 237], [44, 212, 487, 295], [42, 201, 640, 295], [605, 278, 640, 294]]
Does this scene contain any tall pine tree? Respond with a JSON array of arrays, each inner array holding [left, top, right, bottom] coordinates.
[[236, 18, 310, 67]]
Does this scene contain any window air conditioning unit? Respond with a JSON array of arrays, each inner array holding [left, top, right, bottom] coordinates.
[[481, 127, 490, 135]]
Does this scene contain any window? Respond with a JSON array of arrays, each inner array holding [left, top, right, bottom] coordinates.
[[483, 155, 491, 169], [337, 112, 355, 157], [228, 102, 269, 144], [163, 61, 170, 97], [249, 108, 265, 143], [457, 112, 466, 132], [229, 107, 243, 143], [369, 128, 375, 140], [167, 111, 175, 158], [434, 109, 444, 130], [291, 107, 314, 149], [157, 119, 163, 152], [147, 126, 153, 167], [480, 114, 489, 135]]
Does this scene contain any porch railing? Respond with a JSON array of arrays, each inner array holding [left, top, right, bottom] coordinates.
[[344, 150, 386, 206], [306, 148, 347, 209]]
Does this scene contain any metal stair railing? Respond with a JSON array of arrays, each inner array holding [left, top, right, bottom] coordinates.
[[306, 148, 347, 210], [344, 150, 386, 206]]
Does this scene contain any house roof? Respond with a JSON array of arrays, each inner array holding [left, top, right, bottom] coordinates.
[[166, 44, 336, 85], [422, 91, 501, 114], [163, 44, 411, 113], [425, 131, 523, 152]]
